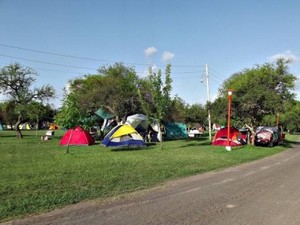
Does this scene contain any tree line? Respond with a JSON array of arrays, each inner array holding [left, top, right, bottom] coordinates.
[[0, 59, 299, 139]]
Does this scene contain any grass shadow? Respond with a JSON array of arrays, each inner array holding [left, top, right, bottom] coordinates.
[[281, 139, 300, 148], [110, 146, 150, 152]]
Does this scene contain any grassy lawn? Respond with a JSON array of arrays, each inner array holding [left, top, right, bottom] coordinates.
[[0, 129, 299, 222]]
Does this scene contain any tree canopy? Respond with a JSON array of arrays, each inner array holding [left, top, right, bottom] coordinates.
[[0, 63, 55, 137], [213, 58, 296, 128], [138, 64, 173, 123]]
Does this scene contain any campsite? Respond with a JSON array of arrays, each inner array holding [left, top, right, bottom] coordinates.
[[1, 59, 300, 222], [0, 128, 298, 222]]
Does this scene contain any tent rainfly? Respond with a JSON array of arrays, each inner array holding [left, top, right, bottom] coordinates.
[[101, 124, 145, 147], [60, 126, 95, 146], [212, 127, 244, 146]]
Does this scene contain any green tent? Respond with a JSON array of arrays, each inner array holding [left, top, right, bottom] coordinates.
[[165, 123, 188, 139], [0, 122, 4, 131], [95, 108, 115, 120]]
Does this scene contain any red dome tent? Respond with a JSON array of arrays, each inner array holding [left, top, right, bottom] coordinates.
[[60, 126, 94, 146], [212, 127, 244, 146]]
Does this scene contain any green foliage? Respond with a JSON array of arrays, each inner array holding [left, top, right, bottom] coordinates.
[[214, 58, 297, 127], [185, 103, 207, 126], [68, 63, 141, 121], [280, 101, 300, 132], [138, 64, 173, 122], [168, 96, 187, 122], [55, 93, 90, 129], [210, 97, 227, 126], [0, 101, 18, 126], [0, 63, 55, 137]]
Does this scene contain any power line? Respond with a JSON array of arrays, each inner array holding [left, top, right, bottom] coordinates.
[[0, 53, 98, 71], [0, 53, 207, 77], [0, 43, 205, 68]]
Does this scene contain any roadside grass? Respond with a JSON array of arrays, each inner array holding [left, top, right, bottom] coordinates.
[[0, 130, 298, 222]]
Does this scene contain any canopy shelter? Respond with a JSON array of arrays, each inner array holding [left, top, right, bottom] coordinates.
[[95, 108, 115, 120]]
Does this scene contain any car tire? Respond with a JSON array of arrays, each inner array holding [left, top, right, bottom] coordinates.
[[268, 141, 274, 147]]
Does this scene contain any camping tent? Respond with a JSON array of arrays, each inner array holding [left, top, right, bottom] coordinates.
[[212, 127, 244, 146], [95, 108, 115, 120], [126, 114, 149, 131], [49, 123, 59, 130], [0, 122, 4, 130], [19, 123, 31, 130], [60, 126, 95, 146], [165, 122, 188, 139], [101, 124, 145, 147]]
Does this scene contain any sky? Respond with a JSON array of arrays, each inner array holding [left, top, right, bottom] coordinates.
[[1, 0, 300, 108]]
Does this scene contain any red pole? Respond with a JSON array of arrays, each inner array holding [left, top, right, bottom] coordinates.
[[227, 90, 233, 149]]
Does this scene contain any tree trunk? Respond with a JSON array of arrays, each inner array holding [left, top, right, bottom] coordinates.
[[15, 114, 23, 138], [245, 124, 255, 145]]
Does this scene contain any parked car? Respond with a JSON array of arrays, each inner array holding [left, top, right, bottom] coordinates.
[[254, 126, 281, 147], [188, 127, 203, 138]]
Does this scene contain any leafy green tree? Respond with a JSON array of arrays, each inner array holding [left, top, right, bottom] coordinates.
[[280, 100, 300, 132], [221, 58, 295, 126], [168, 96, 187, 122], [26, 101, 56, 129], [0, 63, 55, 138], [138, 64, 173, 144], [55, 92, 90, 129], [69, 63, 141, 122], [185, 103, 207, 127], [210, 96, 227, 126], [215, 58, 296, 144], [0, 101, 18, 129]]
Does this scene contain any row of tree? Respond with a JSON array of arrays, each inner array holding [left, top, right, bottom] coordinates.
[[1, 59, 300, 139]]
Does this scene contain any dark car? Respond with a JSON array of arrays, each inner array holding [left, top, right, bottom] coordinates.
[[254, 126, 281, 147]]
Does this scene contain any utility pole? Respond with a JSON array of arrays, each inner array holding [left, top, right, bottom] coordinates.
[[205, 64, 212, 141]]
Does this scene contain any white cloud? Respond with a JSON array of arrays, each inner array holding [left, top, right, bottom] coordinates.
[[144, 47, 158, 57], [162, 51, 175, 63], [269, 50, 299, 63]]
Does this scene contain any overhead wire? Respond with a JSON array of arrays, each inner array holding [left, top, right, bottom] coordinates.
[[0, 43, 224, 104], [0, 53, 98, 71], [0, 43, 205, 68]]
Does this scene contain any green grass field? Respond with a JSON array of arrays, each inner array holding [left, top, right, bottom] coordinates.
[[0, 129, 298, 222]]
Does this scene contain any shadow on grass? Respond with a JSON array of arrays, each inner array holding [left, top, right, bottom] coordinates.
[[111, 147, 150, 152], [109, 143, 156, 152], [281, 139, 300, 148]]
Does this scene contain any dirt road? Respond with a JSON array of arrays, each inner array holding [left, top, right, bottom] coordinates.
[[7, 145, 300, 225]]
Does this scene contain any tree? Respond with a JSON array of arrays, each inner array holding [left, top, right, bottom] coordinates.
[[215, 58, 296, 144], [168, 96, 187, 122], [185, 103, 207, 127], [0, 101, 18, 129], [138, 64, 173, 144], [55, 92, 91, 129], [0, 63, 55, 138], [26, 101, 56, 129], [68, 63, 141, 122], [280, 100, 300, 132]]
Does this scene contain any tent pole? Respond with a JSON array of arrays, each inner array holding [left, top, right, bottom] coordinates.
[[66, 128, 74, 153]]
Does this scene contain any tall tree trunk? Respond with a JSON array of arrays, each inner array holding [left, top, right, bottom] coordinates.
[[15, 114, 23, 138], [245, 124, 255, 145]]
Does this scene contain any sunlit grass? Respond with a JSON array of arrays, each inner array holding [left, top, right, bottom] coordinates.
[[0, 130, 298, 221]]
